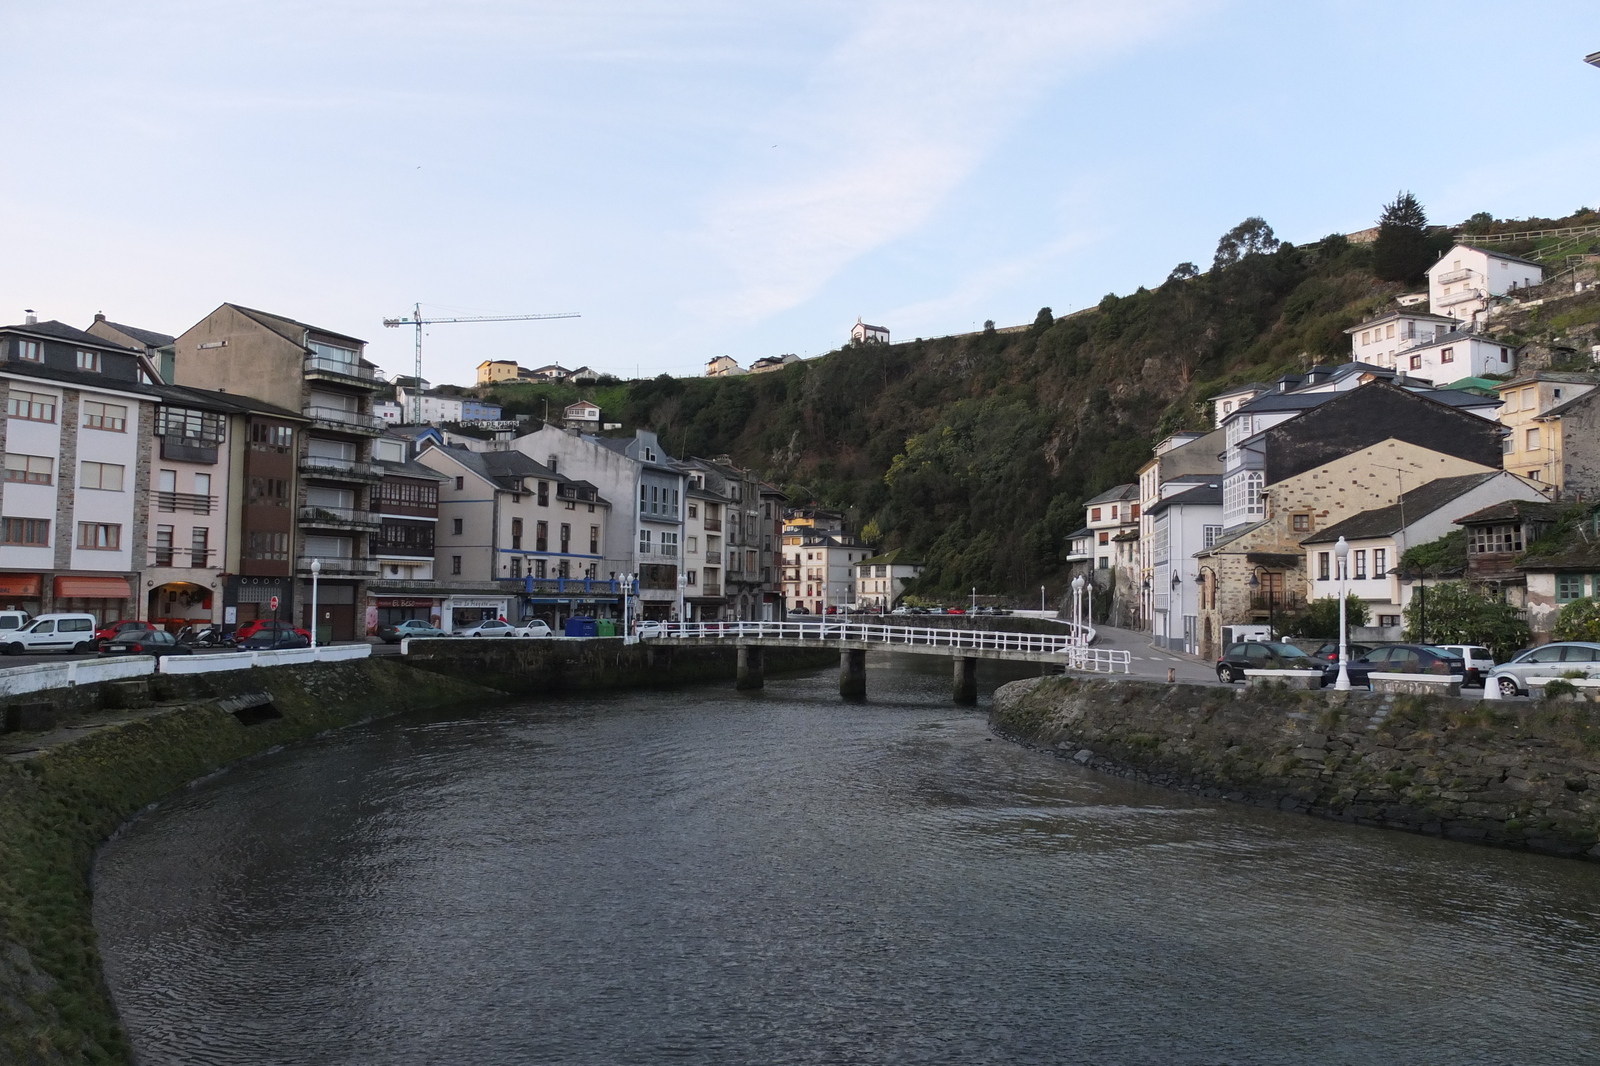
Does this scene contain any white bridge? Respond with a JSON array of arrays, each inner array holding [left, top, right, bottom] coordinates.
[[644, 620, 1129, 702]]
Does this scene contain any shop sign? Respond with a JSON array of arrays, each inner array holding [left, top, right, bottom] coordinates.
[[447, 598, 506, 608]]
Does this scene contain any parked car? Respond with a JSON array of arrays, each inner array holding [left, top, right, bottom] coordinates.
[[93, 619, 147, 648], [944, 607, 967, 615], [455, 618, 518, 638], [1216, 641, 1319, 683], [377, 619, 447, 643], [1432, 644, 1496, 687], [1485, 642, 1600, 698], [1309, 641, 1375, 664], [635, 621, 666, 638], [0, 610, 32, 635], [237, 629, 311, 651], [513, 620, 553, 638], [1321, 644, 1466, 690], [234, 618, 312, 642], [2, 613, 100, 655], [99, 628, 193, 657]]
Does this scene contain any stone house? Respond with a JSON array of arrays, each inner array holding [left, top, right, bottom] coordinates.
[[1196, 439, 1501, 659], [1516, 506, 1600, 640], [1493, 371, 1599, 492], [1454, 497, 1564, 610]]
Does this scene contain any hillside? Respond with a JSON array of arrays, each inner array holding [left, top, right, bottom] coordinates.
[[477, 208, 1600, 600]]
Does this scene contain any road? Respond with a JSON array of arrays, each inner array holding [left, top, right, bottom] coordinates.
[[1091, 624, 1222, 685]]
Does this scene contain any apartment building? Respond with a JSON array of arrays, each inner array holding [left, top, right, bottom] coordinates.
[[1494, 371, 1600, 492], [1427, 244, 1543, 326], [172, 304, 384, 640], [678, 456, 771, 621], [0, 318, 155, 624], [781, 508, 867, 614], [853, 548, 923, 610]]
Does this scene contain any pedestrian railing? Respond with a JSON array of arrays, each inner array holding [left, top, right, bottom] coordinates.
[[645, 621, 1128, 673]]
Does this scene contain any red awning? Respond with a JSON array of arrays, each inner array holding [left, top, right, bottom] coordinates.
[[54, 576, 132, 599], [0, 574, 41, 597]]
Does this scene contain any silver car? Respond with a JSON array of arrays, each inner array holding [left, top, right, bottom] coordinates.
[[1486, 641, 1600, 698]]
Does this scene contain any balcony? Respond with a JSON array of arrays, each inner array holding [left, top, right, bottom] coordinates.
[[304, 405, 385, 435], [157, 491, 215, 515], [704, 550, 722, 565], [509, 575, 629, 597], [1435, 287, 1481, 307], [300, 454, 383, 481], [700, 584, 722, 597], [703, 517, 722, 532], [1437, 267, 1475, 285], [299, 505, 381, 530], [295, 556, 379, 576], [304, 355, 380, 385], [148, 548, 214, 568]]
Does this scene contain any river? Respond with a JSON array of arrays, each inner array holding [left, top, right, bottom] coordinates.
[[94, 656, 1600, 1065]]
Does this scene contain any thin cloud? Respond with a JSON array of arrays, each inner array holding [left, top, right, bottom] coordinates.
[[693, 0, 1202, 324]]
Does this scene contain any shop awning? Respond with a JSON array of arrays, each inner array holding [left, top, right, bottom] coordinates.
[[0, 574, 41, 597], [54, 576, 133, 599]]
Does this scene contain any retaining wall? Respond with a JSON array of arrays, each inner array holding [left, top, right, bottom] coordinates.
[[991, 676, 1600, 860]]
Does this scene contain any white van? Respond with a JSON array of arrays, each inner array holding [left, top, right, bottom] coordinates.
[[0, 610, 30, 633], [3, 613, 99, 654]]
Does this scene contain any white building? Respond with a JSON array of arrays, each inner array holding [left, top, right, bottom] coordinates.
[[853, 548, 923, 610], [1299, 470, 1545, 639], [395, 387, 464, 424], [850, 318, 890, 345], [1211, 383, 1268, 427], [1392, 331, 1517, 384], [1344, 310, 1455, 368], [1147, 481, 1223, 654], [1084, 484, 1138, 572], [1427, 244, 1544, 326], [375, 400, 403, 424], [706, 356, 745, 377]]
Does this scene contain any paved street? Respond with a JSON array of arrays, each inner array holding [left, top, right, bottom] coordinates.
[[1092, 624, 1221, 685]]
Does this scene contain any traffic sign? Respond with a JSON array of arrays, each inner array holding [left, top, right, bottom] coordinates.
[[270, 595, 280, 610]]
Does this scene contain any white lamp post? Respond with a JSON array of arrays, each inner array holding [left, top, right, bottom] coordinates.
[[310, 558, 321, 649], [1334, 536, 1351, 691], [622, 572, 635, 638], [1040, 585, 1046, 615], [1071, 574, 1085, 639]]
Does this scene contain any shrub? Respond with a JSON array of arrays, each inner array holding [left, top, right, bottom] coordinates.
[[1288, 594, 1369, 639], [1554, 598, 1600, 642], [1544, 678, 1579, 699], [1403, 581, 1530, 660]]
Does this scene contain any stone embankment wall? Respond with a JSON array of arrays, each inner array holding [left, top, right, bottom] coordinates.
[[992, 676, 1600, 860], [402, 637, 835, 694], [0, 658, 498, 1066]]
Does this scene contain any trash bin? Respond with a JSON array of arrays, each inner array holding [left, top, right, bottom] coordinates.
[[565, 616, 599, 638], [596, 619, 617, 637]]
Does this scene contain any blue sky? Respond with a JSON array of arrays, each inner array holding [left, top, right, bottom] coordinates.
[[2, 1, 1596, 385]]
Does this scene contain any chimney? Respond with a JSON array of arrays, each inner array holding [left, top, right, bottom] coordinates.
[[23, 309, 36, 325], [94, 312, 105, 323]]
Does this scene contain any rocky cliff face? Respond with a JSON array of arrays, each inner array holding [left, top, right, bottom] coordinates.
[[991, 676, 1600, 859]]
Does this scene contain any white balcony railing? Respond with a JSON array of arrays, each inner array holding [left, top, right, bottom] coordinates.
[[304, 406, 385, 433], [1437, 268, 1476, 285], [304, 355, 379, 382], [1435, 288, 1481, 307]]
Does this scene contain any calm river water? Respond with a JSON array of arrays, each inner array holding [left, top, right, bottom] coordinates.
[[95, 657, 1600, 1065]]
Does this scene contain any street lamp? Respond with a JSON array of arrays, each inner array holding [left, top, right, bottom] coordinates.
[[1071, 574, 1085, 638], [1040, 585, 1046, 615], [621, 571, 636, 639], [1333, 537, 1352, 691], [310, 557, 321, 649]]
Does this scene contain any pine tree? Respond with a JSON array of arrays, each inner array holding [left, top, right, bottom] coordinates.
[[1373, 191, 1432, 283]]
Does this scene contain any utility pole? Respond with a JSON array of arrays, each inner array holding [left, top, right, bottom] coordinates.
[[382, 304, 580, 424]]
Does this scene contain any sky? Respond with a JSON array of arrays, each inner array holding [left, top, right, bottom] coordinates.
[[2, 1, 1597, 386]]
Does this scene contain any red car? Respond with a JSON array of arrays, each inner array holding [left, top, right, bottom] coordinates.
[[234, 618, 313, 642], [93, 619, 148, 646]]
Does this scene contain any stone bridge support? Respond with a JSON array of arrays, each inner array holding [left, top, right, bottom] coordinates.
[[953, 657, 977, 705], [736, 645, 764, 690], [839, 649, 867, 700]]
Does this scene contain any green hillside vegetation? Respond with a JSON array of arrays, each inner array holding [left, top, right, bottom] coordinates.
[[475, 206, 1599, 600]]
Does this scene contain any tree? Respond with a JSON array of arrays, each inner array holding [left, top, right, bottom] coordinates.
[[1373, 191, 1433, 284], [1165, 262, 1199, 284], [1463, 211, 1495, 235], [1554, 598, 1600, 642], [1032, 307, 1054, 330], [1289, 594, 1369, 640], [1213, 217, 1279, 271], [1402, 581, 1530, 659]]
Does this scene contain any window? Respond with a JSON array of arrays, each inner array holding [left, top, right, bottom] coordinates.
[[1526, 427, 1541, 451], [1098, 531, 1109, 545], [560, 522, 571, 553], [451, 555, 462, 576], [77, 522, 121, 550], [1131, 503, 1140, 519], [1409, 353, 1422, 370], [82, 401, 127, 431], [75, 349, 101, 372], [1503, 435, 1515, 455], [511, 518, 523, 549], [538, 481, 549, 506], [1385, 323, 1395, 339], [0, 518, 49, 545], [660, 531, 677, 557], [191, 527, 209, 566], [1090, 507, 1102, 521], [590, 525, 600, 554], [247, 477, 288, 506], [452, 518, 463, 535], [1558, 574, 1585, 603], [510, 556, 522, 580], [1353, 549, 1367, 580], [1318, 552, 1330, 581], [688, 535, 699, 553], [79, 461, 124, 491], [1202, 525, 1223, 549], [3, 454, 51, 485], [1291, 513, 1311, 533], [154, 525, 174, 565], [249, 422, 293, 450], [17, 340, 40, 362], [639, 528, 652, 554], [1361, 331, 1371, 345], [1373, 548, 1386, 577], [1110, 505, 1118, 519], [1098, 557, 1109, 569], [686, 570, 697, 586], [1439, 347, 1454, 364], [1500, 347, 1509, 363], [536, 520, 548, 552], [7, 390, 55, 422], [688, 503, 698, 519], [245, 531, 289, 560], [1521, 388, 1535, 411], [455, 476, 464, 491], [158, 406, 225, 444], [1379, 615, 1399, 628]]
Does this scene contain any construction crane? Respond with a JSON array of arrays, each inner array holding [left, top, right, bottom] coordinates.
[[382, 303, 581, 424]]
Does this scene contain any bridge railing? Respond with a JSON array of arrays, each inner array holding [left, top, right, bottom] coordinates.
[[648, 621, 1128, 673]]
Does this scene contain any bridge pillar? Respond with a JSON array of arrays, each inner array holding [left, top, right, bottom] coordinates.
[[839, 649, 867, 700], [736, 645, 764, 690], [953, 657, 978, 705]]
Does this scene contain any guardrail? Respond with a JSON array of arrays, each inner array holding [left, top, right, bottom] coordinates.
[[645, 620, 1125, 672], [0, 644, 372, 696]]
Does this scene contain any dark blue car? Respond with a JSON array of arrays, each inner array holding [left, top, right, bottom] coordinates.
[[1320, 644, 1465, 689]]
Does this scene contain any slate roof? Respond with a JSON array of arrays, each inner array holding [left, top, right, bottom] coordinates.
[[1452, 499, 1564, 525], [857, 548, 924, 568], [442, 445, 560, 491], [1517, 509, 1600, 572], [1146, 481, 1222, 517], [1299, 473, 1501, 545], [1494, 370, 1600, 391], [1085, 483, 1139, 506], [1533, 388, 1600, 421], [99, 320, 175, 348], [152, 382, 306, 421], [1343, 310, 1455, 333], [1442, 244, 1543, 269], [0, 319, 141, 353], [376, 456, 451, 481], [0, 359, 153, 394], [227, 303, 367, 347]]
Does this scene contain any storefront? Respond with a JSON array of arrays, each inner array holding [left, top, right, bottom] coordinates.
[[369, 596, 443, 633], [224, 575, 294, 633], [0, 573, 43, 618], [53, 576, 134, 626], [296, 580, 358, 643], [147, 581, 216, 631], [440, 595, 513, 633]]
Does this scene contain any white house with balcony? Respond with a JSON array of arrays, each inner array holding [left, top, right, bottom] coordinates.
[[1391, 331, 1516, 384], [1344, 310, 1455, 368], [1427, 244, 1543, 325], [1147, 481, 1223, 654]]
